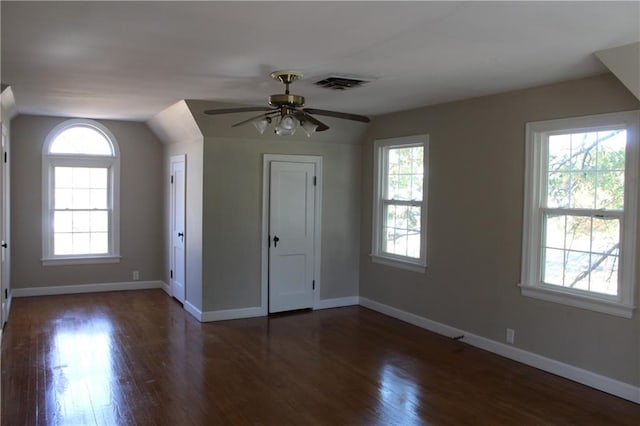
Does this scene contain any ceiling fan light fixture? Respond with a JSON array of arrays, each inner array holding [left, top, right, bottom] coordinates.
[[301, 120, 318, 137], [275, 114, 298, 136], [252, 116, 271, 134]]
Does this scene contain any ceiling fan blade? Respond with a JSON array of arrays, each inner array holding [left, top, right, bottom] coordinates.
[[204, 106, 275, 115], [231, 111, 280, 128], [293, 111, 329, 132], [302, 108, 370, 123]]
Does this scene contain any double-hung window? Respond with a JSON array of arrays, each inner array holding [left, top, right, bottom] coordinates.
[[521, 111, 639, 317], [42, 119, 121, 265], [372, 135, 429, 272]]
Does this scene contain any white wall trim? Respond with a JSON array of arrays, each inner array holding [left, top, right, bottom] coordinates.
[[183, 300, 202, 321], [201, 306, 265, 322], [359, 297, 640, 404], [12, 280, 166, 298], [315, 296, 360, 310], [160, 281, 171, 296]]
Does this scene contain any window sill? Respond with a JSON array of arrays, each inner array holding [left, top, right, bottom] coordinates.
[[519, 283, 635, 318], [42, 255, 121, 266], [370, 254, 426, 273]]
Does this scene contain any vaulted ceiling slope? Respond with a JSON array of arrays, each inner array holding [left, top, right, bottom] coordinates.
[[1, 1, 638, 122]]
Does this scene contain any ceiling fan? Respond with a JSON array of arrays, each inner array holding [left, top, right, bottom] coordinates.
[[204, 70, 370, 137]]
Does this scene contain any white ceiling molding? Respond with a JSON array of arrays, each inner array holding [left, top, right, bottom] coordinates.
[[595, 42, 640, 101]]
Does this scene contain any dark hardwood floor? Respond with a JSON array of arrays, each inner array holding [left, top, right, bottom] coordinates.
[[1, 289, 638, 425]]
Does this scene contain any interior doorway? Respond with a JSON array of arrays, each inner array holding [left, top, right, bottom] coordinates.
[[261, 155, 322, 314]]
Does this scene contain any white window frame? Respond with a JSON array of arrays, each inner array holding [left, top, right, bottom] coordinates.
[[42, 119, 121, 265], [371, 134, 429, 273], [520, 111, 639, 318]]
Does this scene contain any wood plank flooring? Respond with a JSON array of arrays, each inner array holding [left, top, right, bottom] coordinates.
[[1, 289, 639, 425]]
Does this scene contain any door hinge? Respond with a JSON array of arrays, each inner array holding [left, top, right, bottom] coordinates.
[[313, 176, 317, 186], [170, 270, 173, 279], [312, 280, 315, 290], [3, 152, 6, 163], [4, 289, 7, 299], [171, 175, 174, 184]]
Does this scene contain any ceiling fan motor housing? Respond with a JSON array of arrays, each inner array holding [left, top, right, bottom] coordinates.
[[269, 93, 305, 108]]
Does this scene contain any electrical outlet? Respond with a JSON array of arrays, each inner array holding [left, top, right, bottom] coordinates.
[[133, 270, 140, 281], [506, 328, 515, 345]]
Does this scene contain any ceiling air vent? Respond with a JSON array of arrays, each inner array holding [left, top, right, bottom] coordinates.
[[314, 75, 370, 90]]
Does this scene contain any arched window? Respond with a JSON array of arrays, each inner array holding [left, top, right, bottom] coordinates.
[[42, 119, 120, 264]]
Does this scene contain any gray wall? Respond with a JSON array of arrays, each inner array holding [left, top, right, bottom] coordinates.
[[188, 100, 363, 312], [359, 73, 640, 386], [201, 137, 361, 311], [11, 115, 164, 287]]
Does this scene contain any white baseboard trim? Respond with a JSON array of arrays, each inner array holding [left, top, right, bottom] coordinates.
[[315, 296, 360, 310], [184, 301, 202, 321], [201, 306, 265, 322], [359, 297, 640, 404], [12, 280, 165, 298], [160, 281, 171, 297]]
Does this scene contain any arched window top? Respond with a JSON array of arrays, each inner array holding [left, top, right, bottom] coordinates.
[[45, 119, 118, 157]]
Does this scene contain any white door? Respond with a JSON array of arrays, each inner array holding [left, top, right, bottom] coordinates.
[[0, 125, 8, 324], [170, 155, 186, 303], [269, 161, 315, 313]]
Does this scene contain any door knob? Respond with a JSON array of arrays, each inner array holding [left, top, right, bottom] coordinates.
[[273, 236, 279, 247]]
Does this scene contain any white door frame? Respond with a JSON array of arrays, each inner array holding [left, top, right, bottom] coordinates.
[[261, 154, 322, 315]]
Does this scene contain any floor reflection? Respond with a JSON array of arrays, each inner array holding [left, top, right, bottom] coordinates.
[[48, 317, 116, 425], [377, 362, 423, 425]]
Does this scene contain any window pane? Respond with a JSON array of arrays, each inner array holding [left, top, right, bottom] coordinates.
[[55, 188, 73, 209], [564, 216, 591, 252], [91, 211, 108, 232], [543, 214, 566, 249], [54, 211, 73, 233], [54, 233, 73, 255], [546, 172, 571, 208], [570, 171, 596, 209], [542, 248, 565, 286], [548, 134, 572, 172], [73, 168, 92, 189], [90, 189, 107, 209], [589, 255, 619, 295], [570, 132, 597, 171], [73, 233, 91, 254], [72, 211, 91, 233], [55, 167, 74, 188], [72, 189, 91, 209], [49, 126, 113, 156], [386, 146, 423, 201], [596, 130, 626, 171], [90, 232, 108, 254], [91, 168, 108, 188], [596, 171, 625, 210], [564, 250, 590, 291], [591, 217, 619, 255]]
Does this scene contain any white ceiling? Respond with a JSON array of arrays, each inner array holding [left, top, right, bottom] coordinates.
[[1, 1, 638, 122]]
